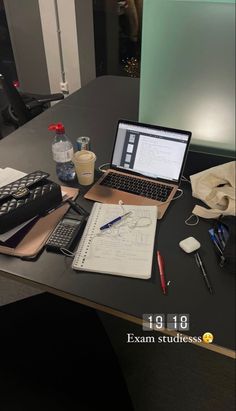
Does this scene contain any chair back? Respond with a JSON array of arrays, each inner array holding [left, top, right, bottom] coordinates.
[[0, 74, 30, 126]]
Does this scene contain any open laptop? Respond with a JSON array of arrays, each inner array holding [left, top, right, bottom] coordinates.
[[85, 120, 192, 219]]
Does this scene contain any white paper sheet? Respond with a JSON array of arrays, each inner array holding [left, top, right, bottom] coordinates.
[[0, 167, 26, 188]]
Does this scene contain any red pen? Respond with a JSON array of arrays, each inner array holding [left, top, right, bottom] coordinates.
[[157, 251, 167, 295]]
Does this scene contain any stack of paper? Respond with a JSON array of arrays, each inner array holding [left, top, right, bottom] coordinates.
[[0, 167, 26, 187]]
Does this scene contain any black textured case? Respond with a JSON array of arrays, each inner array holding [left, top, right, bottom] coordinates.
[[0, 171, 62, 234]]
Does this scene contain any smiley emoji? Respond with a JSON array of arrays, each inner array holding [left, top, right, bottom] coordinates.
[[202, 332, 214, 343]]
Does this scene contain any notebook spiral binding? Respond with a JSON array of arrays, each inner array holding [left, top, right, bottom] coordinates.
[[74, 203, 101, 268]]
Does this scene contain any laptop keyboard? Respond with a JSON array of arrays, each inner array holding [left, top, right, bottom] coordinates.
[[100, 172, 173, 202]]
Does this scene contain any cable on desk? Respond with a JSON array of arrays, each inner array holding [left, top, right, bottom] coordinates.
[[181, 176, 200, 225], [60, 248, 75, 258], [172, 188, 183, 201], [98, 163, 110, 173], [185, 214, 199, 226], [181, 175, 191, 184], [160, 188, 184, 205]]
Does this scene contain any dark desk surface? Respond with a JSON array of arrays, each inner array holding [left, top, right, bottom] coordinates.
[[0, 76, 235, 356]]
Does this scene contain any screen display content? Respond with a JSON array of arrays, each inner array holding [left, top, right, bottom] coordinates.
[[112, 122, 190, 182]]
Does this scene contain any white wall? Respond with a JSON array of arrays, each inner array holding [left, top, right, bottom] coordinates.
[[6, 0, 96, 95], [38, 0, 63, 94], [39, 0, 81, 95], [57, 0, 82, 93], [4, 0, 51, 94]]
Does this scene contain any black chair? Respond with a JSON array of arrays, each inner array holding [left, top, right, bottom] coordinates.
[[0, 73, 64, 128]]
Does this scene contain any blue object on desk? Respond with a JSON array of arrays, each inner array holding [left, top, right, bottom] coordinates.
[[209, 229, 223, 254], [217, 224, 226, 248], [100, 212, 132, 231]]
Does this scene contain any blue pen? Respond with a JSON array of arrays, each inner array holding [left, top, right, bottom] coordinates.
[[100, 211, 132, 231], [209, 230, 223, 255], [217, 224, 226, 248]]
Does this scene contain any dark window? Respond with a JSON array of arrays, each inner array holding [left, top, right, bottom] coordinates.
[[93, 0, 143, 78], [0, 0, 17, 82]]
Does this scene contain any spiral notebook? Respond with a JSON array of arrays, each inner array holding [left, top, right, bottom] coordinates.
[[72, 203, 158, 279]]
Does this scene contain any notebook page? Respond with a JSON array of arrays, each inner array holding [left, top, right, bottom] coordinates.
[[72, 203, 157, 279]]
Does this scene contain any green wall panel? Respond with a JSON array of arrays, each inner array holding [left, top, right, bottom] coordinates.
[[139, 0, 235, 155]]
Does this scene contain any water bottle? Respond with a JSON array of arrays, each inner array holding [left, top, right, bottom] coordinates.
[[48, 123, 75, 182]]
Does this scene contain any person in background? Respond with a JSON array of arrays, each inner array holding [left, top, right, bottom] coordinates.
[[119, 0, 143, 55], [118, 0, 143, 77], [126, 0, 143, 44]]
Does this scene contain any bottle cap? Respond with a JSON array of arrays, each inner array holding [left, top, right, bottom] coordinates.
[[48, 123, 65, 133]]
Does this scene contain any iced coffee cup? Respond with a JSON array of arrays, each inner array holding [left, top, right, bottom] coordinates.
[[73, 150, 96, 186]]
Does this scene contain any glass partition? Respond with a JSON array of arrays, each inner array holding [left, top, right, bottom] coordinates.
[[139, 0, 235, 156]]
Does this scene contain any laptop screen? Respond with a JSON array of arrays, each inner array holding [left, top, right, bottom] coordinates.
[[111, 121, 191, 183]]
